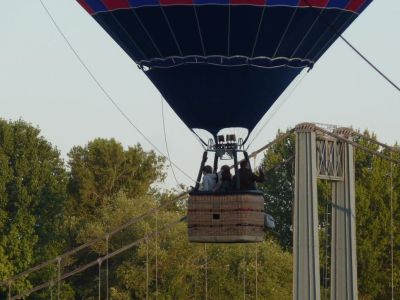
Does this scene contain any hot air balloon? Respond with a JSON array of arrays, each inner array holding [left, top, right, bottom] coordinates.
[[77, 0, 373, 242]]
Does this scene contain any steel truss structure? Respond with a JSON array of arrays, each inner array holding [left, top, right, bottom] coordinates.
[[294, 123, 357, 300]]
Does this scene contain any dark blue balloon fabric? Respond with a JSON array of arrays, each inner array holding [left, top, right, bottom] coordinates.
[[77, 0, 372, 137]]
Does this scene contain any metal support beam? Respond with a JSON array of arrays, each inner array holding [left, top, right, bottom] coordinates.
[[195, 151, 208, 190], [330, 129, 358, 300], [293, 124, 321, 300]]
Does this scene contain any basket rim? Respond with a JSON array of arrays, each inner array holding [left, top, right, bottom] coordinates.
[[189, 190, 263, 196]]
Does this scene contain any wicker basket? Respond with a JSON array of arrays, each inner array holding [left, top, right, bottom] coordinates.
[[188, 192, 265, 243]]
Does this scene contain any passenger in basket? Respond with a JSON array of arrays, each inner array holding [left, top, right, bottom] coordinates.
[[233, 160, 264, 190], [213, 165, 232, 193], [200, 165, 217, 192]]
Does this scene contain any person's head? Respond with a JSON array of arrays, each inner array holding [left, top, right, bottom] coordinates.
[[220, 165, 230, 172], [240, 160, 250, 170], [203, 165, 212, 175], [221, 166, 232, 181]]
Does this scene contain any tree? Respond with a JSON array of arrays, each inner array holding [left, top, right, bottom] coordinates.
[[259, 130, 295, 250], [353, 133, 400, 299], [73, 192, 293, 299], [63, 138, 166, 298], [66, 138, 165, 221], [0, 119, 67, 297]]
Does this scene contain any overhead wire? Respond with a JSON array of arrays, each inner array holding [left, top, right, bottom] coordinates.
[[246, 71, 307, 149], [243, 245, 247, 300], [145, 234, 149, 300], [160, 95, 181, 188], [390, 152, 394, 300], [10, 216, 186, 300], [315, 125, 400, 165], [323, 197, 331, 300], [303, 0, 400, 93], [204, 244, 208, 300], [155, 210, 159, 300], [2, 191, 188, 287], [38, 0, 196, 184], [350, 130, 400, 154], [255, 244, 258, 299]]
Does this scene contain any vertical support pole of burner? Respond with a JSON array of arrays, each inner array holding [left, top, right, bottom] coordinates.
[[243, 151, 252, 172], [233, 149, 240, 189], [213, 152, 219, 174], [195, 151, 208, 190]]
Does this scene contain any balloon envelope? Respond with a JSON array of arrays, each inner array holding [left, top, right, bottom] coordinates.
[[77, 0, 372, 138]]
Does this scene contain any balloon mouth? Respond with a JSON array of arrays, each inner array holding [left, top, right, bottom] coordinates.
[[193, 127, 249, 149]]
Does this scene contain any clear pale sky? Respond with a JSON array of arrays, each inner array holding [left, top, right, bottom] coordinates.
[[1, 1, 399, 188]]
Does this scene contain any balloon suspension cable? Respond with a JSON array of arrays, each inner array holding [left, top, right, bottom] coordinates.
[[38, 0, 196, 185]]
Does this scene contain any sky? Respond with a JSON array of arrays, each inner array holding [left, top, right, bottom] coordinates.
[[1, 0, 399, 188]]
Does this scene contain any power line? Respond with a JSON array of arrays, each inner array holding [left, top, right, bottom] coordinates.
[[38, 0, 196, 184]]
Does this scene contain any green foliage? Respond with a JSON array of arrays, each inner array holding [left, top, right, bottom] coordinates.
[[72, 192, 293, 299], [0, 119, 67, 297], [354, 133, 400, 299], [64, 138, 166, 251], [4, 119, 399, 300], [259, 130, 295, 250], [67, 138, 165, 216], [63, 138, 167, 298], [59, 184, 290, 299]]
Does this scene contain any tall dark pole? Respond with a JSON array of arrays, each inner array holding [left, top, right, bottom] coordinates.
[[233, 150, 240, 189], [195, 151, 208, 190], [213, 153, 219, 174], [243, 151, 252, 172]]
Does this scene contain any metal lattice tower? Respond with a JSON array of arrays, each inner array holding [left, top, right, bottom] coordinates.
[[293, 123, 358, 300]]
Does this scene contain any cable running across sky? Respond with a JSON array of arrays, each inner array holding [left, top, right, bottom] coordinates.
[[39, 0, 197, 184]]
